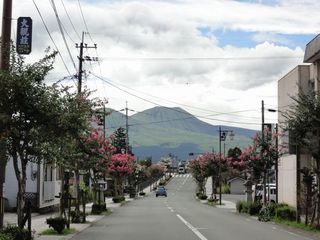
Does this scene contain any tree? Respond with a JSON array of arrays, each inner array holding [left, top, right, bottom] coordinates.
[[0, 49, 65, 227], [283, 89, 320, 225], [107, 153, 135, 197], [112, 127, 126, 154], [81, 127, 115, 205], [239, 130, 278, 204], [189, 155, 210, 195]]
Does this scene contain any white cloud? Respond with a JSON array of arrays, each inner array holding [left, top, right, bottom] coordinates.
[[0, 0, 317, 129]]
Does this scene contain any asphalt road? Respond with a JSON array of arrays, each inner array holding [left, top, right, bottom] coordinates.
[[72, 174, 318, 240]]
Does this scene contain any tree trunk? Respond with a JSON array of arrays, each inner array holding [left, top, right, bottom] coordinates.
[[75, 168, 80, 212], [59, 167, 64, 217], [12, 153, 27, 228], [263, 171, 267, 205], [211, 176, 215, 199], [0, 138, 7, 228]]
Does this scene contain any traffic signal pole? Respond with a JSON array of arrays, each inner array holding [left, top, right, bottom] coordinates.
[[0, 0, 13, 228]]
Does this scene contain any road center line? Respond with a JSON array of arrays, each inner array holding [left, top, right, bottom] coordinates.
[[176, 214, 208, 240]]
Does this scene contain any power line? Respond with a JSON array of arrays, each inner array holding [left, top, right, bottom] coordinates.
[[33, 0, 72, 76], [77, 0, 94, 43], [50, 0, 77, 72], [89, 72, 262, 120], [99, 56, 302, 62], [89, 72, 261, 126], [61, 0, 81, 40]]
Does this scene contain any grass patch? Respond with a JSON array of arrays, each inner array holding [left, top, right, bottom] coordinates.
[[273, 218, 320, 232], [41, 228, 76, 235], [101, 209, 112, 216]]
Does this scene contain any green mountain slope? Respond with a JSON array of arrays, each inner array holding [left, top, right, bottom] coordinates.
[[105, 107, 256, 160]]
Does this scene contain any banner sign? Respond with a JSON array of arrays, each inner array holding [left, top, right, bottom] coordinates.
[[16, 17, 32, 55]]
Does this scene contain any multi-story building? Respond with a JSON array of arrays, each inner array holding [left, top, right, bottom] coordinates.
[[277, 34, 320, 207]]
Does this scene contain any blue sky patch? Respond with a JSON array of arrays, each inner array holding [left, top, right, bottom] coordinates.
[[198, 27, 316, 50]]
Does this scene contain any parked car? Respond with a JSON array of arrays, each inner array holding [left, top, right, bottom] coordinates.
[[156, 186, 167, 197], [254, 183, 276, 202]]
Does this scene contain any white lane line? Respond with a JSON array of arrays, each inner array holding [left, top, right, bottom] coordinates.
[[167, 206, 175, 213], [176, 214, 208, 240]]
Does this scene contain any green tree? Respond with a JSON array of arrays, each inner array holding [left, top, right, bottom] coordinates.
[[0, 49, 63, 227], [113, 127, 126, 154], [283, 89, 320, 225]]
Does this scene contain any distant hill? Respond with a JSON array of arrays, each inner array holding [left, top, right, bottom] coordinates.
[[104, 107, 257, 161]]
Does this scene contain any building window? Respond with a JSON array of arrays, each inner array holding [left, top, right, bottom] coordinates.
[[44, 164, 53, 181]]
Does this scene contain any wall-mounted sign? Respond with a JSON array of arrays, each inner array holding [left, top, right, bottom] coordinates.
[[16, 17, 32, 55]]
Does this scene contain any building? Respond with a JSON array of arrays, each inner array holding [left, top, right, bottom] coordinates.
[[277, 34, 320, 207], [4, 159, 61, 211], [227, 177, 245, 194]]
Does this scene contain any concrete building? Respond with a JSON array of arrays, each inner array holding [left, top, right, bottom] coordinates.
[[277, 34, 320, 207]]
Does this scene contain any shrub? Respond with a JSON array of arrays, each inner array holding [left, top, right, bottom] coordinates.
[[46, 217, 67, 234], [236, 201, 262, 215], [236, 200, 245, 213], [91, 203, 107, 214], [0, 233, 10, 240], [219, 184, 230, 194], [112, 196, 125, 203], [139, 192, 146, 196], [197, 193, 208, 200], [70, 210, 85, 223], [248, 202, 262, 215], [159, 180, 166, 186], [275, 205, 296, 221], [0, 225, 30, 240], [129, 192, 136, 198], [258, 206, 271, 222]]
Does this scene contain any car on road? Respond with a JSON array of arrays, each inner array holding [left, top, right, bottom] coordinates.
[[156, 186, 167, 197]]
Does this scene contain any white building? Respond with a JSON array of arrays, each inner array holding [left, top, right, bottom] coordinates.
[[277, 34, 320, 207], [4, 159, 61, 211]]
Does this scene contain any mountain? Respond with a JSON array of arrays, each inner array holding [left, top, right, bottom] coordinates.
[[104, 107, 257, 161]]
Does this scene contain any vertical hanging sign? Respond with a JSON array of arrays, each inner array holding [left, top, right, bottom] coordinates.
[[16, 17, 32, 55]]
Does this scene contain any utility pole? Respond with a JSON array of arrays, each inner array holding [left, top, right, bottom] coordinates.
[[261, 100, 267, 205], [76, 32, 97, 93], [74, 31, 97, 213], [275, 123, 278, 204], [125, 102, 129, 154], [0, 0, 13, 228]]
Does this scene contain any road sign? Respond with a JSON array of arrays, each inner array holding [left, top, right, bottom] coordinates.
[[16, 17, 32, 55]]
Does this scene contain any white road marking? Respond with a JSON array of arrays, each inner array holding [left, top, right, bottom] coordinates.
[[167, 206, 175, 213], [176, 214, 208, 240]]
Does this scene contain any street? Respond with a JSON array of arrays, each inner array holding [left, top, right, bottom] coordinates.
[[72, 174, 316, 240]]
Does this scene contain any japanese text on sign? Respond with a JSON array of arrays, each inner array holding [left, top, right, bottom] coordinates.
[[16, 17, 32, 55]]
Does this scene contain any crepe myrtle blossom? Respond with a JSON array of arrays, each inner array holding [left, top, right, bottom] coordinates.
[[108, 153, 136, 176]]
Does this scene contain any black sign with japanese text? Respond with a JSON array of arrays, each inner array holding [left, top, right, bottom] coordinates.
[[16, 17, 32, 55]]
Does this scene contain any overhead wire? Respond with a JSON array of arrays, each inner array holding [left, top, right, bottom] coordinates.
[[32, 0, 72, 77], [78, 0, 94, 43], [89, 72, 261, 126], [61, 0, 81, 40], [99, 56, 303, 62], [89, 71, 261, 120], [50, 0, 78, 72]]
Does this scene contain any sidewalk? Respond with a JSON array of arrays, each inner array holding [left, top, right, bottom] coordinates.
[[3, 186, 155, 240], [205, 177, 238, 210]]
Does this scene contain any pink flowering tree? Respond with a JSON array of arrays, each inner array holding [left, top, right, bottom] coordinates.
[[189, 156, 210, 195], [107, 153, 135, 197], [81, 127, 115, 204], [238, 129, 279, 203]]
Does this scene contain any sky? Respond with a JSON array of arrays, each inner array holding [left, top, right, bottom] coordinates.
[[2, 0, 320, 130]]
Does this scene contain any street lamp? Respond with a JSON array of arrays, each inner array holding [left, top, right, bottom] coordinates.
[[218, 127, 234, 205]]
